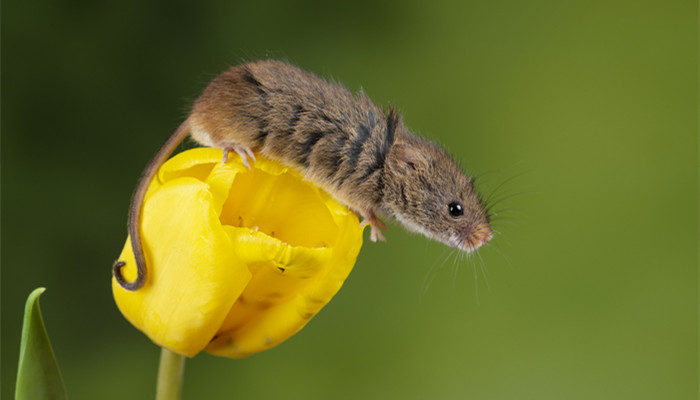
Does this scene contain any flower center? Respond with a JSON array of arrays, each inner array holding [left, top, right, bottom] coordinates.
[[219, 167, 339, 248]]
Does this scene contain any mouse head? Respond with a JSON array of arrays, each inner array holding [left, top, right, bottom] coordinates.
[[383, 136, 492, 252]]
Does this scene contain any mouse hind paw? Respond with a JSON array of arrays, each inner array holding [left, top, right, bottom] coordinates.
[[222, 142, 256, 169]]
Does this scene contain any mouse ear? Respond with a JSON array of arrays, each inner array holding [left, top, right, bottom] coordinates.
[[389, 142, 428, 173], [386, 106, 400, 146]]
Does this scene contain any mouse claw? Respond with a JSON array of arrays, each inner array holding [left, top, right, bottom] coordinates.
[[245, 147, 256, 163], [222, 143, 256, 169], [369, 227, 386, 242], [359, 209, 386, 242]]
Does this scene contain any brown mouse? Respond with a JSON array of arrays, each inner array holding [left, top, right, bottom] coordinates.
[[114, 59, 493, 291]]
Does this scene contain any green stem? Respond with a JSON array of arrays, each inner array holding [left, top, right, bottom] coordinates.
[[156, 348, 185, 400]]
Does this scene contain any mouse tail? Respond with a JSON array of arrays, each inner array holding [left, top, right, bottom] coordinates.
[[113, 118, 191, 291]]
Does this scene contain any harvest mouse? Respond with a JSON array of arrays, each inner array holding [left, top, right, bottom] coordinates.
[[114, 59, 493, 291]]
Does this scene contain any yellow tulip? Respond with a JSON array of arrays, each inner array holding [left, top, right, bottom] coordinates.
[[113, 148, 364, 358]]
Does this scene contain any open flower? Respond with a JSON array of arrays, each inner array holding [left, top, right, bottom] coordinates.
[[112, 148, 364, 358]]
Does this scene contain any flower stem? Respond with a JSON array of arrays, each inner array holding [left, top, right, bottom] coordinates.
[[156, 348, 185, 400]]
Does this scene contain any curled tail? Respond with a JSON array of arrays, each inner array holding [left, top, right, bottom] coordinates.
[[113, 118, 191, 290]]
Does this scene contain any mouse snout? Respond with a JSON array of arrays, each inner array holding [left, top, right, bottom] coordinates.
[[466, 223, 493, 251], [480, 231, 493, 246]]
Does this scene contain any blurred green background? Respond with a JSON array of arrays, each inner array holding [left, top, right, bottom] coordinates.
[[2, 0, 697, 399]]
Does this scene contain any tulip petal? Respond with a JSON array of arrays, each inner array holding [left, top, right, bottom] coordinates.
[[205, 220, 362, 358], [113, 178, 251, 357]]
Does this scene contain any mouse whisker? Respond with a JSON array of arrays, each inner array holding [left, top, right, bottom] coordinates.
[[490, 239, 514, 271], [420, 246, 455, 301], [476, 250, 491, 292], [484, 191, 529, 215], [468, 252, 479, 304], [450, 248, 462, 297], [488, 217, 518, 229], [477, 161, 527, 204], [483, 170, 528, 201], [488, 207, 524, 217]]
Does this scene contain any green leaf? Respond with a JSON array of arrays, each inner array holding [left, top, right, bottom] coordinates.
[[15, 288, 68, 400]]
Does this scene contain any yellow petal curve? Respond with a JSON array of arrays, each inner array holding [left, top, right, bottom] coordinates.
[[113, 178, 251, 357]]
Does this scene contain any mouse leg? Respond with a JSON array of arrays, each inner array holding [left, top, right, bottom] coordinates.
[[222, 142, 256, 169], [359, 209, 386, 242]]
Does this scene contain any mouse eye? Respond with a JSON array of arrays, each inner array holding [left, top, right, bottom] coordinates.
[[448, 201, 464, 218]]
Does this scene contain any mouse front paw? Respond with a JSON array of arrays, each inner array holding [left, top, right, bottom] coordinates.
[[359, 209, 386, 242]]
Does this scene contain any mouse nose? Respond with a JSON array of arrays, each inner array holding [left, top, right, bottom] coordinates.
[[481, 232, 493, 246], [462, 224, 493, 252], [473, 225, 493, 248]]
